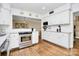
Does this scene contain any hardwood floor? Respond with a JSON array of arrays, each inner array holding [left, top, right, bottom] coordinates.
[[0, 52, 1, 56], [10, 40, 79, 56]]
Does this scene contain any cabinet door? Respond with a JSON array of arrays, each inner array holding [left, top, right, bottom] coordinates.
[[43, 31, 50, 41], [32, 31, 39, 44], [1, 8, 10, 25], [57, 34, 69, 48], [9, 33, 20, 49], [47, 10, 70, 25], [0, 8, 11, 25], [43, 32, 69, 48], [48, 15, 53, 25], [52, 14, 60, 25], [47, 14, 60, 25], [58, 10, 70, 24], [42, 32, 46, 39], [0, 8, 3, 24], [51, 33, 69, 48]]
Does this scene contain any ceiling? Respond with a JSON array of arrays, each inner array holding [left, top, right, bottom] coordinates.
[[10, 3, 65, 15]]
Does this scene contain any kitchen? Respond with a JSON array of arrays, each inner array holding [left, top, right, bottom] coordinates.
[[0, 3, 41, 55], [0, 3, 79, 56]]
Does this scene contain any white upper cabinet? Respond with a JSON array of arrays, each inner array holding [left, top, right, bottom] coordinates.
[[47, 10, 70, 25], [58, 10, 70, 24], [0, 4, 11, 25], [43, 4, 71, 25], [1, 3, 10, 10], [0, 8, 11, 25], [11, 8, 41, 19]]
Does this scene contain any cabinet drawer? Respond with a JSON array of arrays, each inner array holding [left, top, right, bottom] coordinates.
[[43, 31, 70, 48], [19, 40, 32, 48]]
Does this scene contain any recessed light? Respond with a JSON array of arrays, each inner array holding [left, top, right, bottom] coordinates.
[[42, 6, 46, 10]]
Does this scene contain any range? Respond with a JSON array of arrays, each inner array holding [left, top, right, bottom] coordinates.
[[19, 32, 32, 48]]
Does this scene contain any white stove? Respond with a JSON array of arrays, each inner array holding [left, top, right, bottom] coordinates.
[[19, 32, 32, 48]]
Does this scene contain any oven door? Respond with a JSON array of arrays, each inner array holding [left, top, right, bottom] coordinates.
[[19, 34, 32, 48], [21, 35, 31, 42]]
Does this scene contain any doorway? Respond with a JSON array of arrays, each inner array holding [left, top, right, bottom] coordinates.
[[73, 12, 79, 49]]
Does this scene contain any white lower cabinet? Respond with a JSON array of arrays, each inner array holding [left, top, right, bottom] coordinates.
[[8, 33, 20, 50], [32, 31, 39, 44], [43, 31, 69, 48]]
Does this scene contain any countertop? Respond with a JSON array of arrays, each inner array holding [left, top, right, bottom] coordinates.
[[9, 29, 32, 34], [44, 31, 72, 34]]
